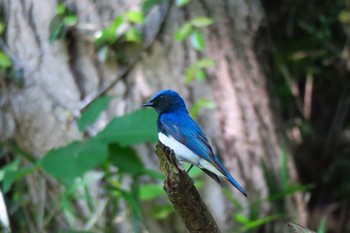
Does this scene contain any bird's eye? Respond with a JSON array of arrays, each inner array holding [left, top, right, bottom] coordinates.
[[160, 95, 163, 99]]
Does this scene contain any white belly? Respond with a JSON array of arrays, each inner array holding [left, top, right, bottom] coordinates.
[[158, 132, 200, 165], [158, 133, 225, 178]]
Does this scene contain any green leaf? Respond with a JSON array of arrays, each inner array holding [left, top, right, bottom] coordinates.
[[196, 58, 215, 68], [95, 109, 158, 145], [56, 3, 66, 15], [63, 15, 78, 27], [317, 216, 327, 233], [0, 23, 5, 35], [142, 0, 160, 13], [125, 27, 142, 43], [176, 0, 190, 7], [49, 14, 65, 43], [110, 15, 125, 32], [174, 23, 192, 41], [60, 194, 76, 225], [195, 68, 205, 81], [185, 65, 196, 84], [190, 30, 204, 51], [142, 169, 164, 180], [3, 166, 37, 193], [77, 96, 114, 132], [127, 11, 144, 24], [234, 214, 250, 224], [0, 51, 12, 68], [191, 17, 213, 27], [185, 59, 214, 84], [40, 140, 108, 182], [94, 16, 124, 46], [140, 183, 165, 200], [109, 143, 144, 175], [190, 98, 216, 119], [150, 204, 174, 219], [239, 214, 283, 232]]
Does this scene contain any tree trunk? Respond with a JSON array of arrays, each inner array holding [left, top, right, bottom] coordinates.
[[1, 0, 306, 232]]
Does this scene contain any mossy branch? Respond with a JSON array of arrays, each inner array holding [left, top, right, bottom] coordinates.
[[155, 142, 220, 233]]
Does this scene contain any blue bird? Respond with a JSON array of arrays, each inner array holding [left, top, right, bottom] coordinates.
[[143, 90, 247, 197]]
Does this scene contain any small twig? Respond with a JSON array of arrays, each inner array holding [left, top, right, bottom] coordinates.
[[155, 142, 221, 233], [303, 70, 313, 120]]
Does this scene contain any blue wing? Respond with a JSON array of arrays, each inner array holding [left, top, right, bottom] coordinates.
[[158, 112, 247, 197], [159, 112, 226, 173]]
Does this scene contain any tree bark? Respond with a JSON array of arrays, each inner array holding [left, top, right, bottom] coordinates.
[[1, 0, 306, 232], [155, 143, 220, 233]]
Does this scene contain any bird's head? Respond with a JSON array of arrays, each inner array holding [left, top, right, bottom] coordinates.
[[143, 90, 188, 114]]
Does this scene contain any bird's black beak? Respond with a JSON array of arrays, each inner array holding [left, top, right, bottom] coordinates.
[[142, 101, 154, 107]]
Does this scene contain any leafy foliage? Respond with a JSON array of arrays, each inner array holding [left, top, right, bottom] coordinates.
[[40, 140, 109, 183], [175, 16, 214, 85], [95, 109, 157, 145], [49, 3, 77, 42]]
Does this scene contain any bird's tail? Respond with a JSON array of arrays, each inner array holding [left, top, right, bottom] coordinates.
[[225, 172, 247, 197]]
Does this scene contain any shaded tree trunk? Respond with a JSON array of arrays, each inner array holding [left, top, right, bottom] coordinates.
[[0, 0, 306, 232]]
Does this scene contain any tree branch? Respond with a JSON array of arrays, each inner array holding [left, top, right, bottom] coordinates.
[[155, 142, 221, 233]]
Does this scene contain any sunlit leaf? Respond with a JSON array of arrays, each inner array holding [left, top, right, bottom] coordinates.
[[94, 16, 124, 46], [176, 0, 190, 7], [196, 58, 215, 68], [174, 23, 192, 41], [109, 143, 144, 175], [195, 68, 205, 81], [190, 30, 204, 51], [125, 27, 142, 42], [127, 10, 144, 24], [185, 65, 196, 84], [191, 17, 213, 27], [77, 95, 114, 132], [63, 15, 78, 27], [56, 3, 66, 15], [234, 214, 250, 224], [95, 109, 157, 145], [0, 51, 12, 68]]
